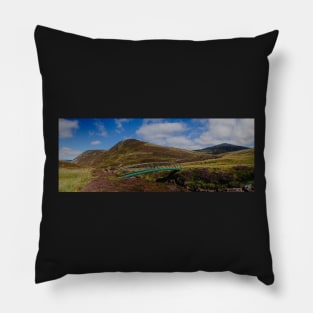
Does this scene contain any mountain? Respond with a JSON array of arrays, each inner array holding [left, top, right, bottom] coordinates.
[[195, 143, 249, 154], [73, 139, 214, 168]]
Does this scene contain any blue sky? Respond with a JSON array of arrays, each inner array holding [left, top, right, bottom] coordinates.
[[59, 118, 254, 160]]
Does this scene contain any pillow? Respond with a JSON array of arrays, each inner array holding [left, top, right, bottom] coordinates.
[[35, 25, 278, 285]]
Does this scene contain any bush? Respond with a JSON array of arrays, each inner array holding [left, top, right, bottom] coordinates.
[[174, 167, 254, 191], [233, 166, 254, 182]]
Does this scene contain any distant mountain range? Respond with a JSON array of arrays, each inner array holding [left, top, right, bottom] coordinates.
[[194, 143, 249, 154]]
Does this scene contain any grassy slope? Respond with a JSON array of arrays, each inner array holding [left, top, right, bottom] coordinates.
[[73, 139, 214, 168], [181, 148, 254, 170], [58, 167, 95, 192], [59, 160, 81, 168], [195, 143, 249, 154]]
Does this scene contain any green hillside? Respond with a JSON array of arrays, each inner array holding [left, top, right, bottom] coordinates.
[[73, 139, 215, 168], [195, 143, 249, 154], [182, 148, 254, 170]]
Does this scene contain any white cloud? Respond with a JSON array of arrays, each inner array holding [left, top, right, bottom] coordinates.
[[136, 121, 202, 149], [191, 118, 209, 125], [59, 119, 79, 138], [165, 136, 202, 150], [135, 118, 254, 150], [91, 140, 101, 145], [115, 118, 131, 133], [195, 119, 254, 147], [136, 122, 188, 141], [59, 147, 82, 160], [94, 121, 108, 137]]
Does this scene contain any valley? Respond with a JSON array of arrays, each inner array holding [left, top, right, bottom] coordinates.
[[59, 139, 255, 192]]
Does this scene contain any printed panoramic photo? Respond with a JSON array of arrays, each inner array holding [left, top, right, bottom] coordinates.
[[59, 118, 255, 192]]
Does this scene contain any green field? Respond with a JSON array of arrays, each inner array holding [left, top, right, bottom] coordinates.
[[181, 149, 254, 171], [58, 167, 94, 192], [72, 139, 213, 168]]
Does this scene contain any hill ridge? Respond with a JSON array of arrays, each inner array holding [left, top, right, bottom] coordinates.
[[195, 143, 249, 154], [73, 138, 214, 168]]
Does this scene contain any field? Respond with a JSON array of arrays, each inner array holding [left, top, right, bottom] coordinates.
[[181, 149, 254, 170], [58, 167, 94, 192]]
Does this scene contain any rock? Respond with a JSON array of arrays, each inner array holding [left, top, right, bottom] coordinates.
[[243, 184, 254, 192]]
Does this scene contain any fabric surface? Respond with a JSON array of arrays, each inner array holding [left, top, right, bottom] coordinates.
[[35, 25, 278, 285]]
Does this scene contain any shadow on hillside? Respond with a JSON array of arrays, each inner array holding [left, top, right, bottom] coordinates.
[[155, 170, 178, 182]]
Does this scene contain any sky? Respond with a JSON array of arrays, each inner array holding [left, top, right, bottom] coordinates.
[[59, 118, 254, 160]]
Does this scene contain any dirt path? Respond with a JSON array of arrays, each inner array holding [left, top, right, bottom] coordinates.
[[80, 169, 187, 192]]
